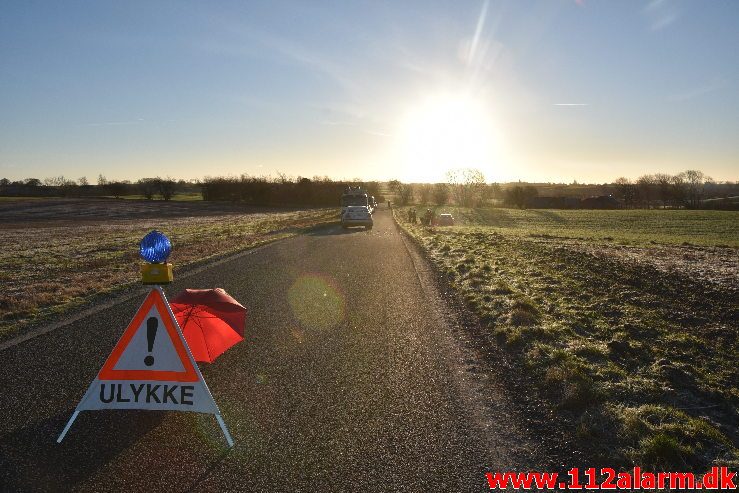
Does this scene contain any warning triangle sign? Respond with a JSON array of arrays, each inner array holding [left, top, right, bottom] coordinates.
[[57, 287, 234, 447], [98, 289, 198, 382]]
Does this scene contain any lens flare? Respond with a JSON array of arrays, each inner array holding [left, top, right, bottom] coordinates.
[[288, 274, 345, 331]]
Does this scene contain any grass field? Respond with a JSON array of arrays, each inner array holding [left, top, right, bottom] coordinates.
[[414, 207, 739, 247], [0, 199, 336, 339], [100, 192, 204, 201], [397, 206, 738, 470]]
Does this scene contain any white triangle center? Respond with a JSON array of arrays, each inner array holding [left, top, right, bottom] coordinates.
[[112, 306, 185, 372]]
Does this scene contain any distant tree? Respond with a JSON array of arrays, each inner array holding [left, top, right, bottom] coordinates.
[[488, 182, 502, 203], [447, 168, 486, 207], [158, 177, 176, 201], [387, 180, 402, 194], [681, 169, 711, 209], [137, 178, 158, 200], [670, 174, 687, 208], [637, 174, 656, 209], [43, 176, 64, 186], [24, 178, 41, 187], [363, 181, 383, 203], [614, 177, 638, 208], [107, 181, 127, 199], [432, 183, 449, 205], [77, 176, 89, 186], [524, 185, 538, 208], [417, 184, 432, 204], [97, 174, 108, 186], [397, 183, 414, 205], [275, 171, 290, 184], [478, 182, 497, 207], [0, 178, 9, 186], [654, 173, 672, 209], [503, 185, 538, 208]]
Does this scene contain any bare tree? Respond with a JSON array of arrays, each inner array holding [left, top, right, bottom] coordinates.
[[614, 177, 638, 209], [447, 168, 486, 207], [387, 180, 402, 194], [397, 183, 414, 205], [654, 173, 672, 209], [97, 174, 108, 186], [158, 177, 176, 201], [670, 173, 687, 208], [682, 170, 711, 209], [78, 176, 89, 186], [417, 184, 432, 204], [432, 183, 449, 205], [479, 183, 497, 207], [637, 174, 656, 209], [488, 182, 502, 205], [43, 176, 65, 186], [137, 178, 158, 200]]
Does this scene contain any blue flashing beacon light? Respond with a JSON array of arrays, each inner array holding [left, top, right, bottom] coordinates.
[[139, 231, 173, 284], [139, 230, 172, 263]]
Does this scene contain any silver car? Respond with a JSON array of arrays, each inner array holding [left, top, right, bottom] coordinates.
[[341, 206, 373, 230]]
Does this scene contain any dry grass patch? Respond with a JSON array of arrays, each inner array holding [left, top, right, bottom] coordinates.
[[395, 206, 738, 470], [1, 208, 336, 338]]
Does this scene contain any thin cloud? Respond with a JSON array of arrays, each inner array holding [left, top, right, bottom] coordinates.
[[206, 19, 360, 95], [644, 0, 679, 31], [651, 12, 677, 31]]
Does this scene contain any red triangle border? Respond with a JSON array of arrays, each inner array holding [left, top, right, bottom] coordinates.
[[98, 289, 199, 382]]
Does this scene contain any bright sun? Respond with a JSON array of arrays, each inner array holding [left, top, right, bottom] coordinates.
[[397, 94, 497, 183]]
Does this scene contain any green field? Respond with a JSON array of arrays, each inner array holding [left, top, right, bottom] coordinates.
[[396, 207, 738, 470], [407, 207, 739, 247]]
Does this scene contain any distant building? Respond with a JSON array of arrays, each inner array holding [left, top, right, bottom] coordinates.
[[580, 195, 621, 209], [526, 196, 582, 209]]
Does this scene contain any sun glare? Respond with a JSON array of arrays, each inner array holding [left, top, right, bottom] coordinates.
[[397, 94, 497, 183]]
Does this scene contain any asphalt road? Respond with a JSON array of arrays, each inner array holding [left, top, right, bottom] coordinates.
[[0, 207, 535, 492]]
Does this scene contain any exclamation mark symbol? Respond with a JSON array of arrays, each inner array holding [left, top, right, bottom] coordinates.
[[144, 317, 158, 366]]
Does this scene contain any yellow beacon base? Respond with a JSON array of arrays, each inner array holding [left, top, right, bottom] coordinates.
[[140, 263, 173, 285]]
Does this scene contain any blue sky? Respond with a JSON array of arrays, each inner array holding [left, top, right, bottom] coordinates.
[[1, 0, 737, 183]]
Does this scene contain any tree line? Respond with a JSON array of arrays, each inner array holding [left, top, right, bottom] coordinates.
[[0, 175, 192, 200], [1, 168, 735, 209], [612, 170, 727, 209], [388, 168, 737, 210], [201, 175, 383, 206], [0, 174, 386, 207]]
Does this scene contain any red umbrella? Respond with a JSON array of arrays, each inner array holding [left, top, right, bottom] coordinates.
[[169, 288, 246, 363]]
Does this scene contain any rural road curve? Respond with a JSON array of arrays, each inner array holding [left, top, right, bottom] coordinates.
[[0, 207, 537, 492]]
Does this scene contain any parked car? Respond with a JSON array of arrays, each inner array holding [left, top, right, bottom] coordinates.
[[437, 213, 454, 226], [341, 206, 373, 230]]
